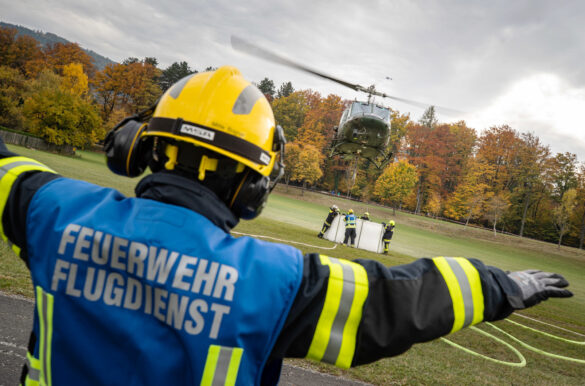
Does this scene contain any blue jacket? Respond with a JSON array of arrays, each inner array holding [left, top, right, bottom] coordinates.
[[25, 177, 303, 385]]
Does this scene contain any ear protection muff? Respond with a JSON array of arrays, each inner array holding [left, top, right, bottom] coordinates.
[[229, 170, 271, 220], [104, 105, 156, 177], [228, 125, 287, 220]]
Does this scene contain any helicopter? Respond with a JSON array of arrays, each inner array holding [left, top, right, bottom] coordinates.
[[231, 36, 455, 168]]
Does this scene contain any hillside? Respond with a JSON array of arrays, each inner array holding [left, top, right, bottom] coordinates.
[[0, 21, 116, 70]]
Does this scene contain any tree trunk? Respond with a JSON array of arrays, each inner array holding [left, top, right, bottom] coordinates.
[[579, 209, 585, 249], [519, 191, 531, 237], [465, 207, 473, 227], [493, 218, 497, 236], [415, 185, 422, 214]]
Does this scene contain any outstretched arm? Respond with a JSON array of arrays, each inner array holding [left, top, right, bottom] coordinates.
[[272, 253, 572, 367]]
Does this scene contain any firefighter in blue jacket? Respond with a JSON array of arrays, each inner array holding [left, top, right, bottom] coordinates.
[[317, 204, 339, 238], [343, 209, 357, 247], [0, 66, 573, 386], [382, 220, 395, 254]]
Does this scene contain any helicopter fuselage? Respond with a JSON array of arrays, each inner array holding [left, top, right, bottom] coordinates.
[[330, 101, 391, 164]]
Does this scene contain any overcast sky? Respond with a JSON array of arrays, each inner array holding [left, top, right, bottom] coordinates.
[[3, 0, 585, 160]]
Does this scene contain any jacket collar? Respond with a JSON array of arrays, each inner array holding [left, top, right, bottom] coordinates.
[[134, 172, 239, 233]]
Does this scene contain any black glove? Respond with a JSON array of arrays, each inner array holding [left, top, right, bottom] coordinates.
[[507, 270, 573, 309]]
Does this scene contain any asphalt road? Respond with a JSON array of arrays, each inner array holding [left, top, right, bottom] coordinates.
[[0, 293, 368, 386]]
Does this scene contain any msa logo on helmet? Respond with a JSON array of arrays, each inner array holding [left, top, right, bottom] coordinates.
[[260, 153, 271, 165], [181, 123, 215, 141]]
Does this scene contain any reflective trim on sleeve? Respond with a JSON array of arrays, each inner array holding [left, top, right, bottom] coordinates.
[[200, 345, 243, 386], [36, 286, 54, 386], [433, 257, 484, 333], [306, 255, 369, 368], [0, 157, 55, 246]]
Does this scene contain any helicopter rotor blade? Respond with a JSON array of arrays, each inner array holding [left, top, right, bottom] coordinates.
[[231, 36, 465, 116], [231, 36, 368, 92], [372, 91, 465, 116]]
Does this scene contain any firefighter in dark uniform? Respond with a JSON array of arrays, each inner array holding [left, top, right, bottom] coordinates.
[[382, 220, 396, 254], [318, 204, 339, 238], [360, 212, 370, 221], [343, 209, 357, 247], [0, 66, 573, 386]]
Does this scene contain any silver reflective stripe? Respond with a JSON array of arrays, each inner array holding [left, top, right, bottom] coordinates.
[[322, 258, 355, 364], [0, 160, 44, 178], [26, 355, 40, 382], [445, 257, 474, 328], [232, 85, 263, 115], [212, 347, 233, 386], [168, 74, 196, 99]]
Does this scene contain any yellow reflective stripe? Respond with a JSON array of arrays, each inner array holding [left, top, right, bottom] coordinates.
[[0, 157, 55, 245], [456, 258, 484, 326], [433, 257, 484, 333], [36, 286, 54, 386], [306, 255, 369, 368], [25, 352, 41, 386], [11, 242, 21, 255], [433, 257, 465, 333], [201, 345, 243, 386]]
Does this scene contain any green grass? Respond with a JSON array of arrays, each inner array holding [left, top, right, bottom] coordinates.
[[3, 145, 585, 384]]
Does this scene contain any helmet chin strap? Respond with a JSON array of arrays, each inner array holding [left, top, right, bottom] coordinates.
[[229, 170, 250, 209]]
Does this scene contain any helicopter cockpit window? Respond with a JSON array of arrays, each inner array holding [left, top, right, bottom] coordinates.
[[349, 102, 370, 117], [373, 105, 391, 121]]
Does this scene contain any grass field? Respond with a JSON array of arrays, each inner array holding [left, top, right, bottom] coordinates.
[[2, 145, 585, 385]]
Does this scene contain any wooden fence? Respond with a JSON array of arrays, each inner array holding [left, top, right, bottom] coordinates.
[[0, 130, 75, 155]]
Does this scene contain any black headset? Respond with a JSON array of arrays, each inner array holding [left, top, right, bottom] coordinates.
[[104, 106, 156, 177], [229, 124, 286, 220]]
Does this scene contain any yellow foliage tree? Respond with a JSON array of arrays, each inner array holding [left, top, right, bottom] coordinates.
[[374, 160, 418, 214], [23, 70, 103, 148], [61, 63, 89, 97]]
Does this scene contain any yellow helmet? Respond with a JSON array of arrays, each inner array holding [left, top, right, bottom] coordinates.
[[144, 66, 284, 177], [389, 220, 395, 226], [348, 209, 354, 214]]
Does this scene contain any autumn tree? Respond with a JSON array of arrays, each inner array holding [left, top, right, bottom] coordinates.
[[484, 192, 510, 236], [288, 142, 323, 194], [405, 123, 453, 213], [374, 159, 418, 214], [23, 70, 102, 147], [0, 65, 27, 129], [549, 152, 578, 201], [554, 188, 577, 248], [476, 125, 522, 193], [574, 166, 585, 249], [44, 42, 96, 78], [0, 27, 43, 76], [158, 61, 196, 91], [508, 133, 550, 237], [272, 91, 308, 142], [297, 93, 346, 153], [93, 58, 162, 127], [443, 121, 477, 193], [282, 141, 301, 188], [443, 158, 493, 226]]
